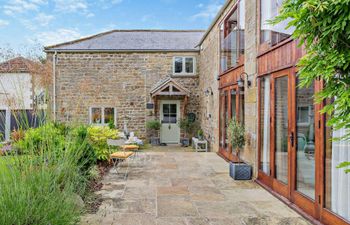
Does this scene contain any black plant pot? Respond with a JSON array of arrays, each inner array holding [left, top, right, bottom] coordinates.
[[229, 162, 252, 180], [181, 138, 190, 147], [150, 137, 160, 146]]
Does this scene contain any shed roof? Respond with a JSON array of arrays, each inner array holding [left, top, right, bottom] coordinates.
[[0, 57, 34, 73], [45, 30, 205, 52]]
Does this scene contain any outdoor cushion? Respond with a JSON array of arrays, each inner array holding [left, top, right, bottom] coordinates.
[[110, 152, 134, 159], [122, 145, 139, 150]]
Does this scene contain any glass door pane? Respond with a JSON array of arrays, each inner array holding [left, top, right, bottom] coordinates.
[[231, 89, 237, 119], [224, 91, 228, 149], [260, 76, 270, 175], [220, 91, 228, 148], [275, 76, 289, 184], [325, 115, 350, 222], [295, 80, 315, 199]]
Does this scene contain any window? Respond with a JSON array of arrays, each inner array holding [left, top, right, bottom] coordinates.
[[297, 106, 311, 126], [90, 107, 116, 126], [260, 0, 295, 46], [173, 57, 196, 75], [220, 0, 245, 72]]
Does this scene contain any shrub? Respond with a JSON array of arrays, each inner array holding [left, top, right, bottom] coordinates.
[[70, 125, 97, 177], [14, 123, 65, 155], [146, 120, 161, 131], [0, 137, 85, 225], [179, 117, 197, 136], [87, 126, 119, 161], [227, 119, 245, 162]]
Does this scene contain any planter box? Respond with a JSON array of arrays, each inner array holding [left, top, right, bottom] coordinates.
[[181, 138, 190, 147], [229, 162, 252, 180], [150, 137, 160, 146]]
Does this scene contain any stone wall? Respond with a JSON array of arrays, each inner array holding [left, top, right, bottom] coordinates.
[[198, 0, 259, 175], [198, 0, 238, 153], [242, 0, 258, 175], [53, 52, 200, 139]]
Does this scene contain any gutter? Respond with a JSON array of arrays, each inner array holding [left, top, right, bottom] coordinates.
[[44, 49, 201, 53], [52, 51, 57, 122]]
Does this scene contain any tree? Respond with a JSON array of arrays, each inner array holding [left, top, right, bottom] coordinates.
[[272, 0, 350, 172]]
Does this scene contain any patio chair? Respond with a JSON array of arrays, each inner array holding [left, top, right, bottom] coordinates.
[[108, 139, 134, 180]]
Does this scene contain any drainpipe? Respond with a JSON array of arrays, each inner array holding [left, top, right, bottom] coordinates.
[[52, 51, 57, 122]]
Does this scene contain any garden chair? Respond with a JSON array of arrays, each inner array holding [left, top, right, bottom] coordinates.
[[108, 139, 134, 180]]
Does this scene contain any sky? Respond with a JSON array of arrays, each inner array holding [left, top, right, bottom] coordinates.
[[0, 0, 225, 54]]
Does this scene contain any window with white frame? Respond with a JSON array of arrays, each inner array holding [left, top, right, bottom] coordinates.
[[90, 107, 116, 126], [173, 57, 196, 75]]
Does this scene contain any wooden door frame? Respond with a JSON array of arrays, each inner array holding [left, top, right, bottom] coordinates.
[[219, 85, 241, 162], [290, 70, 319, 218], [159, 100, 181, 144]]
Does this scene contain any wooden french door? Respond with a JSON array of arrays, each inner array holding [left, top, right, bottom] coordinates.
[[259, 69, 350, 224], [219, 85, 242, 161], [270, 70, 291, 199], [258, 68, 319, 217]]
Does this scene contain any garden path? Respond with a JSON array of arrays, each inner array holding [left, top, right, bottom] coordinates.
[[81, 152, 310, 225]]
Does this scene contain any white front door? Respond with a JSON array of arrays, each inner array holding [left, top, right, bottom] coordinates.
[[160, 100, 180, 144]]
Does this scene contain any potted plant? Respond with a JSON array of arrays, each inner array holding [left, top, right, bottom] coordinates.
[[179, 118, 195, 147], [146, 119, 161, 145], [227, 119, 252, 180], [197, 129, 204, 140]]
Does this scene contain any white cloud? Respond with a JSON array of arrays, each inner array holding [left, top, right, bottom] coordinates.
[[3, 0, 47, 16], [0, 20, 9, 27], [191, 1, 222, 20], [54, 0, 88, 13], [35, 13, 54, 26], [30, 28, 81, 46], [21, 13, 54, 30], [98, 0, 123, 9]]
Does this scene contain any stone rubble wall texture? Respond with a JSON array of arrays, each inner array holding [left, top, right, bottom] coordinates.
[[53, 52, 200, 139], [198, 0, 259, 176]]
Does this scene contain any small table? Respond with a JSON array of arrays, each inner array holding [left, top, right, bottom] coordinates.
[[192, 137, 208, 152]]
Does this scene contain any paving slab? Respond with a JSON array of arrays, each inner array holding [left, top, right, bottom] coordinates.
[[81, 152, 310, 225]]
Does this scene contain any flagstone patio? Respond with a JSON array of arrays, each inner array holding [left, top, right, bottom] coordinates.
[[81, 152, 310, 225]]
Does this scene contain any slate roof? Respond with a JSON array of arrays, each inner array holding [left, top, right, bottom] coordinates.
[[45, 30, 205, 52], [0, 57, 34, 73]]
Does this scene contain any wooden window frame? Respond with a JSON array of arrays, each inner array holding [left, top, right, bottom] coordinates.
[[172, 56, 196, 76], [89, 106, 117, 126]]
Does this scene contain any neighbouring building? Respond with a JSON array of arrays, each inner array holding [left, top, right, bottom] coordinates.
[[45, 1, 350, 224], [0, 57, 45, 141]]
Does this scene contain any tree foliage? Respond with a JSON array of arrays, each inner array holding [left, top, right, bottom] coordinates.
[[273, 0, 350, 172]]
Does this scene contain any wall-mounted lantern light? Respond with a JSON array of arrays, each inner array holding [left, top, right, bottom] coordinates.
[[237, 72, 252, 89], [204, 87, 213, 96]]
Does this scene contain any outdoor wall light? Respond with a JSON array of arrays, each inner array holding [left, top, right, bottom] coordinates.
[[204, 87, 213, 96], [237, 72, 252, 88]]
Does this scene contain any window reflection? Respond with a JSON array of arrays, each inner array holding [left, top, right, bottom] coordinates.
[[296, 80, 315, 199], [325, 112, 350, 222], [260, 76, 270, 175], [220, 0, 245, 72], [260, 0, 294, 46], [275, 76, 288, 184]]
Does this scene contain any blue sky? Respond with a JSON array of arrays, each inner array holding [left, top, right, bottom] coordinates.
[[0, 0, 224, 53]]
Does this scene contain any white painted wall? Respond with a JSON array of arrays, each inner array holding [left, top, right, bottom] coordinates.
[[0, 73, 32, 110]]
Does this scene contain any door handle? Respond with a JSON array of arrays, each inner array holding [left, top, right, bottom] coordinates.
[[290, 132, 294, 148]]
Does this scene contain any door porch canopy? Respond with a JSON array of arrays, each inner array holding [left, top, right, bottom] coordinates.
[[150, 77, 190, 116], [150, 77, 190, 98]]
